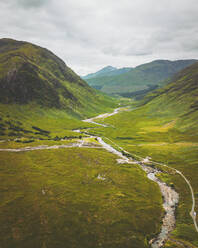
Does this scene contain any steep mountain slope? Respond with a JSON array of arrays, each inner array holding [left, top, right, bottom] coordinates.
[[142, 61, 198, 131], [83, 66, 131, 80], [84, 59, 197, 97], [0, 38, 116, 140], [0, 38, 115, 115]]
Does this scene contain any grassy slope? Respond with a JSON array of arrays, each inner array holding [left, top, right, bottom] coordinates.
[[87, 63, 198, 247], [0, 38, 118, 140], [85, 60, 197, 96], [0, 98, 118, 141]]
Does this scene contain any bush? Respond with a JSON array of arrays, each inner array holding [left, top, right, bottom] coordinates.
[[32, 126, 50, 135]]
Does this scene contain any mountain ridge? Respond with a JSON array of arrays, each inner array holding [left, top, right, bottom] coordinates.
[[83, 59, 197, 97], [82, 65, 132, 80]]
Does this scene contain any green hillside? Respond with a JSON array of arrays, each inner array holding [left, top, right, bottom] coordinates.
[[84, 59, 197, 97], [86, 62, 198, 247], [0, 38, 116, 115], [0, 38, 117, 140], [141, 61, 198, 131]]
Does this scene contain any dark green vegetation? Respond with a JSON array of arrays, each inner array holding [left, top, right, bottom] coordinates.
[[88, 62, 198, 247], [83, 59, 197, 98], [0, 148, 163, 248], [0, 38, 116, 116]]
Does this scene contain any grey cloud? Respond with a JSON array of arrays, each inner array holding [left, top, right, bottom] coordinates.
[[0, 0, 198, 75]]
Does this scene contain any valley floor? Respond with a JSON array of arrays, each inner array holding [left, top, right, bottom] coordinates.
[[0, 106, 198, 247]]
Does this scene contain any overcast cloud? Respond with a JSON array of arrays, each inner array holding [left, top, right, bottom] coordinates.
[[0, 0, 198, 75]]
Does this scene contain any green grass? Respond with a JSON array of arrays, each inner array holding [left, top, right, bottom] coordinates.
[[0, 147, 163, 248]]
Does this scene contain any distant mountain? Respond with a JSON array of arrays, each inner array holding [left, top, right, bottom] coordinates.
[[0, 38, 115, 117], [82, 66, 132, 80], [83, 59, 197, 97], [83, 66, 117, 79]]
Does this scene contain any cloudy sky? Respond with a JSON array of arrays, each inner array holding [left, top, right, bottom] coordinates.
[[0, 0, 198, 75]]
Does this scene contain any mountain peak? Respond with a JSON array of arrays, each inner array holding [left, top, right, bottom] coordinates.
[[82, 65, 132, 80], [101, 66, 117, 72]]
